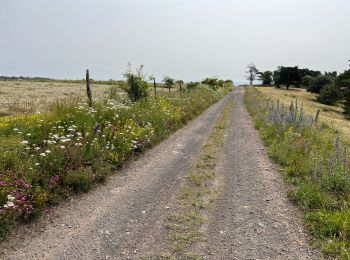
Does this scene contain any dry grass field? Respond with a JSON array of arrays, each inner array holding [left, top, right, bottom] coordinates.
[[256, 86, 350, 137], [0, 80, 114, 116]]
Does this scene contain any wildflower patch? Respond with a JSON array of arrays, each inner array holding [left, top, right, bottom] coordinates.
[[0, 86, 231, 242]]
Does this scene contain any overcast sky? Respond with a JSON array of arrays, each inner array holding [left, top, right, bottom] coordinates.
[[1, 0, 349, 84]]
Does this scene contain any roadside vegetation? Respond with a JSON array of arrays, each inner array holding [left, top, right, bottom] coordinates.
[[0, 66, 233, 242], [165, 97, 233, 259], [245, 87, 350, 258]]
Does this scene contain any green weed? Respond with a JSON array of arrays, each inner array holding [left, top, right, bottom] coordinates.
[[165, 97, 233, 258]]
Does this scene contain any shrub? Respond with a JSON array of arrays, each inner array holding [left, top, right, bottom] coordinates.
[[317, 83, 339, 105], [302, 75, 314, 88], [163, 76, 175, 92], [123, 64, 148, 102], [337, 69, 350, 116], [307, 75, 334, 94], [202, 77, 224, 90], [186, 82, 200, 91]]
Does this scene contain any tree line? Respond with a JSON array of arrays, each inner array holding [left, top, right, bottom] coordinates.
[[123, 64, 233, 102], [246, 62, 350, 116]]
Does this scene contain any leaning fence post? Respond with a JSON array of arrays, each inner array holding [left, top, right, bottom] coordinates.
[[315, 109, 320, 123], [86, 69, 92, 107]]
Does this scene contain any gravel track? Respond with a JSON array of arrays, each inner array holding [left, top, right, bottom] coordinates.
[[1, 88, 321, 259], [1, 93, 233, 260], [204, 88, 321, 259]]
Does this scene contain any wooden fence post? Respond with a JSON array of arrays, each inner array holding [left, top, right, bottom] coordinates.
[[130, 74, 135, 102], [153, 78, 157, 97], [86, 69, 92, 107]]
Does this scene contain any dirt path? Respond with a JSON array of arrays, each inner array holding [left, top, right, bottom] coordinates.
[[204, 88, 320, 259], [1, 93, 233, 260], [1, 88, 320, 259]]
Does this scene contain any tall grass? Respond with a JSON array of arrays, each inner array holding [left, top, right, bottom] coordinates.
[[0, 85, 232, 242], [245, 87, 350, 258]]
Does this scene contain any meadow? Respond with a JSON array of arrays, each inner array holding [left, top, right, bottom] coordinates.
[[246, 87, 350, 258], [0, 80, 121, 116], [257, 86, 350, 138], [0, 81, 232, 242]]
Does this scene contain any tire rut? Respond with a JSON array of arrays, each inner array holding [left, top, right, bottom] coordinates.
[[205, 87, 321, 259]]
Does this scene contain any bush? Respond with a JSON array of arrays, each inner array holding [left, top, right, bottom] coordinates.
[[302, 75, 314, 88], [123, 64, 148, 102], [337, 69, 350, 116], [307, 75, 334, 94], [186, 82, 200, 91], [317, 83, 339, 105], [344, 90, 350, 117], [202, 77, 223, 90]]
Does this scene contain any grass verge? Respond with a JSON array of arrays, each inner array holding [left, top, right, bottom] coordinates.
[[165, 97, 233, 259], [0, 86, 232, 243], [245, 87, 350, 258]]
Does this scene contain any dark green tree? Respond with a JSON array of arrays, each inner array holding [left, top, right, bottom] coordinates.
[[259, 71, 273, 85], [273, 69, 281, 88], [307, 75, 334, 94], [324, 71, 338, 78], [163, 76, 175, 92], [299, 68, 321, 77], [317, 83, 339, 105], [302, 75, 314, 88], [336, 69, 350, 116], [273, 66, 302, 90]]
